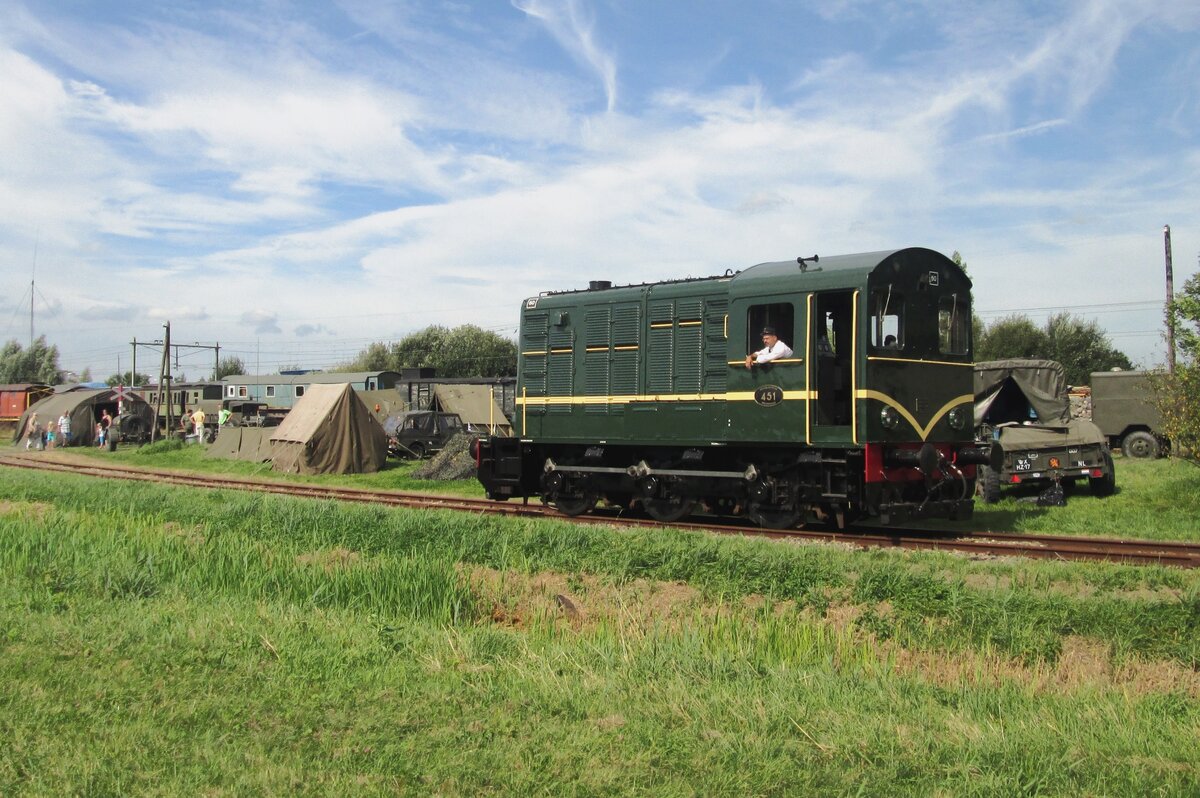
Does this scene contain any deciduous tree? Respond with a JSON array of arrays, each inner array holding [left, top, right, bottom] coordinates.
[[976, 313, 1131, 384], [1043, 313, 1132, 385], [214, 356, 246, 380], [107, 371, 152, 387], [343, 325, 517, 378], [0, 336, 61, 384], [1153, 273, 1200, 463], [975, 315, 1049, 361]]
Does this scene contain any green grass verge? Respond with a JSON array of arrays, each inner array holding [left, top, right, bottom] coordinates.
[[967, 455, 1200, 541], [1, 469, 1198, 795], [70, 438, 486, 497]]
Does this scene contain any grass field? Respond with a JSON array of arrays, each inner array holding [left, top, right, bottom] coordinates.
[[1, 457, 1198, 795]]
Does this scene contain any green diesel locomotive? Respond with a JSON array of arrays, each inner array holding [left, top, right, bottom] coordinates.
[[475, 247, 989, 528]]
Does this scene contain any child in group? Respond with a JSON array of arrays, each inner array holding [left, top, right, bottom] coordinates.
[[96, 422, 106, 448], [45, 427, 56, 449]]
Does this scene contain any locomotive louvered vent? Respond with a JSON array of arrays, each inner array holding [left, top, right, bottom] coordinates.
[[589, 280, 612, 291]]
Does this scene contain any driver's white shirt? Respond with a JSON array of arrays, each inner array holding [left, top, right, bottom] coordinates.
[[752, 340, 793, 363]]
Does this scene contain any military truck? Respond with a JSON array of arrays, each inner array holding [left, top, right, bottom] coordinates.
[[1089, 370, 1167, 459], [974, 360, 1115, 503], [383, 411, 464, 459]]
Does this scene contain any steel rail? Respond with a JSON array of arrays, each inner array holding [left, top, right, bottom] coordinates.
[[2, 452, 1197, 568]]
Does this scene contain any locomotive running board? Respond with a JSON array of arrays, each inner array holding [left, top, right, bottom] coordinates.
[[544, 458, 757, 482]]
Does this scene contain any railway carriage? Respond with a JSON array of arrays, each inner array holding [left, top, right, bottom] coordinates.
[[1, 384, 53, 436], [221, 371, 403, 411], [133, 381, 225, 434], [475, 247, 989, 528]]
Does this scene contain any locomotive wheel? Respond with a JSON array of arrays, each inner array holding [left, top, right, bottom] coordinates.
[[549, 491, 598, 517], [747, 502, 804, 530], [642, 497, 696, 523]]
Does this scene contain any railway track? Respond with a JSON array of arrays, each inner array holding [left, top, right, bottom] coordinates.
[[3, 452, 1198, 569]]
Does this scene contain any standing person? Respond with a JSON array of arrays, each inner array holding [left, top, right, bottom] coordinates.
[[191, 407, 207, 443], [22, 413, 38, 450], [745, 326, 794, 369], [96, 422, 105, 448], [218, 406, 232, 427], [57, 411, 72, 447], [100, 409, 113, 441]]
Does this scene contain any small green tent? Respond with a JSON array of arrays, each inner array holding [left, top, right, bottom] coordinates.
[[269, 383, 388, 474]]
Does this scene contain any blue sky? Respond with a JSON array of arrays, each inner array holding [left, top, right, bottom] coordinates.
[[2, 0, 1198, 378]]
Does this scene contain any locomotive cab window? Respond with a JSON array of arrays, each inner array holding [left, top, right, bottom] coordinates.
[[746, 302, 796, 353], [938, 293, 970, 356], [869, 287, 904, 350]]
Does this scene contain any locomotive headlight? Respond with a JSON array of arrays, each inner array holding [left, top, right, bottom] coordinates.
[[947, 407, 967, 430], [880, 406, 900, 430]]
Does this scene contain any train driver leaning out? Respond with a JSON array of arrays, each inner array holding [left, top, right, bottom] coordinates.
[[745, 326, 794, 369]]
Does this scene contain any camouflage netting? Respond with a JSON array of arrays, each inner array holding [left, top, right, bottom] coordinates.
[[411, 433, 479, 481]]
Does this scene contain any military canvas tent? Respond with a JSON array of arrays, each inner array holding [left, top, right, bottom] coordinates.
[[269, 383, 387, 474], [430, 384, 512, 436], [11, 389, 153, 448], [973, 359, 1072, 428], [205, 426, 276, 463]]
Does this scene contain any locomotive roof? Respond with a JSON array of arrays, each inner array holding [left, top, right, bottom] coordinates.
[[732, 247, 961, 290], [536, 247, 961, 300]]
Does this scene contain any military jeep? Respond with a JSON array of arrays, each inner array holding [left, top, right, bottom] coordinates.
[[383, 411, 464, 459], [974, 360, 1115, 503]]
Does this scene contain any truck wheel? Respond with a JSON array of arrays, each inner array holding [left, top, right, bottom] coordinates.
[[409, 442, 426, 459], [1121, 430, 1159, 459], [978, 465, 1001, 504], [1090, 452, 1116, 497]]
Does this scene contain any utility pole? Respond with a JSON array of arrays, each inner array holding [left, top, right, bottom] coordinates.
[[1164, 225, 1176, 374], [153, 322, 171, 443]]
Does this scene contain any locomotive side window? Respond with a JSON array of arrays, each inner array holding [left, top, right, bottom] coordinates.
[[869, 287, 903, 349], [938, 293, 970, 355], [746, 302, 795, 351]]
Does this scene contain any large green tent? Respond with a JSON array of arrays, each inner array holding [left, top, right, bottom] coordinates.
[[11, 389, 154, 448]]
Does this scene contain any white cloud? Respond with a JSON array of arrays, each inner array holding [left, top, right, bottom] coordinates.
[[512, 0, 617, 112]]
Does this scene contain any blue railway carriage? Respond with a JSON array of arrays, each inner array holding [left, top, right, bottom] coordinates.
[[476, 247, 989, 528], [221, 371, 403, 411]]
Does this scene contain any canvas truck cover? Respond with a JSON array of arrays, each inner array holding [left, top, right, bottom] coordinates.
[[269, 383, 387, 474], [431, 384, 512, 436], [973, 359, 1071, 427], [989, 419, 1107, 453]]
